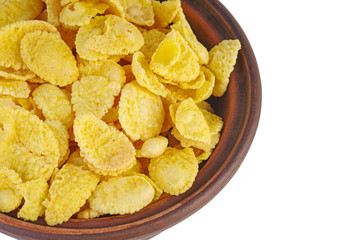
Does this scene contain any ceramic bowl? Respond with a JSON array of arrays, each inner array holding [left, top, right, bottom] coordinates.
[[0, 0, 261, 239]]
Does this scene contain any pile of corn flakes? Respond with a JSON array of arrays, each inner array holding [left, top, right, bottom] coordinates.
[[0, 0, 241, 226]]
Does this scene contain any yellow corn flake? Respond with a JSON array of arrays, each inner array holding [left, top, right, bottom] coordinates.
[[57, 26, 78, 50], [0, 107, 60, 181], [165, 66, 215, 103], [78, 59, 126, 87], [0, 66, 36, 81], [118, 0, 154, 26], [59, 1, 109, 29], [171, 9, 209, 65], [17, 178, 48, 221], [150, 30, 200, 83], [45, 120, 70, 166], [171, 128, 220, 153], [102, 105, 119, 123], [152, 0, 181, 28], [195, 149, 213, 163], [176, 70, 205, 90], [75, 15, 114, 61], [140, 29, 166, 62], [200, 108, 223, 135], [102, 0, 124, 17], [20, 30, 79, 87], [118, 81, 165, 141], [0, 20, 59, 71], [174, 98, 211, 144], [73, 113, 136, 176], [0, 78, 30, 98], [207, 39, 241, 97], [0, 168, 22, 213], [33, 84, 74, 128], [84, 15, 144, 56], [77, 207, 100, 219], [0, 0, 44, 29], [43, 163, 100, 226], [136, 136, 168, 158], [148, 147, 198, 196], [132, 173, 163, 201], [89, 175, 155, 215], [132, 51, 169, 98], [71, 76, 121, 119], [45, 0, 62, 26], [66, 148, 89, 169]]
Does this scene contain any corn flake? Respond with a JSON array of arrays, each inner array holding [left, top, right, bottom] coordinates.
[[44, 163, 100, 226], [150, 30, 200, 83], [140, 29, 166, 62], [0, 0, 44, 29], [0, 66, 36, 81], [74, 113, 136, 176], [71, 76, 121, 119], [84, 15, 144, 56], [118, 81, 165, 141], [45, 0, 62, 26], [152, 0, 181, 28], [17, 178, 48, 221], [59, 0, 109, 29], [132, 51, 169, 98], [0, 168, 22, 213], [45, 120, 70, 166], [0, 20, 58, 71], [89, 175, 155, 215], [20, 30, 79, 87], [0, 79, 30, 98], [118, 0, 154, 26], [207, 39, 241, 97], [136, 136, 168, 158], [148, 147, 198, 196], [33, 83, 74, 128]]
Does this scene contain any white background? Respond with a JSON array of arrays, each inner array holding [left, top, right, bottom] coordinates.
[[2, 0, 360, 240]]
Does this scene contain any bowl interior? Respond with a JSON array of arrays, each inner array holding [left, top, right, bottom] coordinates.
[[0, 1, 261, 239]]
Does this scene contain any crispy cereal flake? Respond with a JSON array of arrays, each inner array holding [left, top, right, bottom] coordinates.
[[0, 168, 22, 213]]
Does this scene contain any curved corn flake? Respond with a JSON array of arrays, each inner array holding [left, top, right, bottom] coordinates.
[[148, 147, 198, 196], [150, 30, 200, 83], [77, 207, 100, 219], [89, 175, 155, 215], [132, 173, 163, 201], [175, 98, 211, 144], [0, 168, 22, 213], [71, 76, 121, 119], [118, 0, 154, 26], [33, 84, 74, 128], [207, 39, 241, 97], [136, 136, 168, 158], [59, 1, 109, 29], [84, 15, 144, 55], [45, 0, 62, 26], [140, 29, 166, 62], [45, 120, 70, 166], [102, 0, 124, 17], [0, 107, 60, 181], [78, 60, 126, 87], [0, 66, 36, 81], [200, 109, 223, 135], [171, 9, 209, 65], [132, 51, 168, 98], [152, 0, 180, 28], [171, 128, 220, 153], [119, 81, 165, 141], [0, 79, 30, 98], [17, 178, 48, 221], [177, 69, 205, 90], [20, 30, 79, 87], [0, 0, 44, 29], [165, 66, 215, 103], [74, 113, 136, 176], [44, 163, 100, 226], [0, 20, 58, 71], [75, 15, 116, 61]]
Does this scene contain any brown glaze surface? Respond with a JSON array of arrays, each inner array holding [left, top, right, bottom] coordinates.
[[0, 0, 261, 239]]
